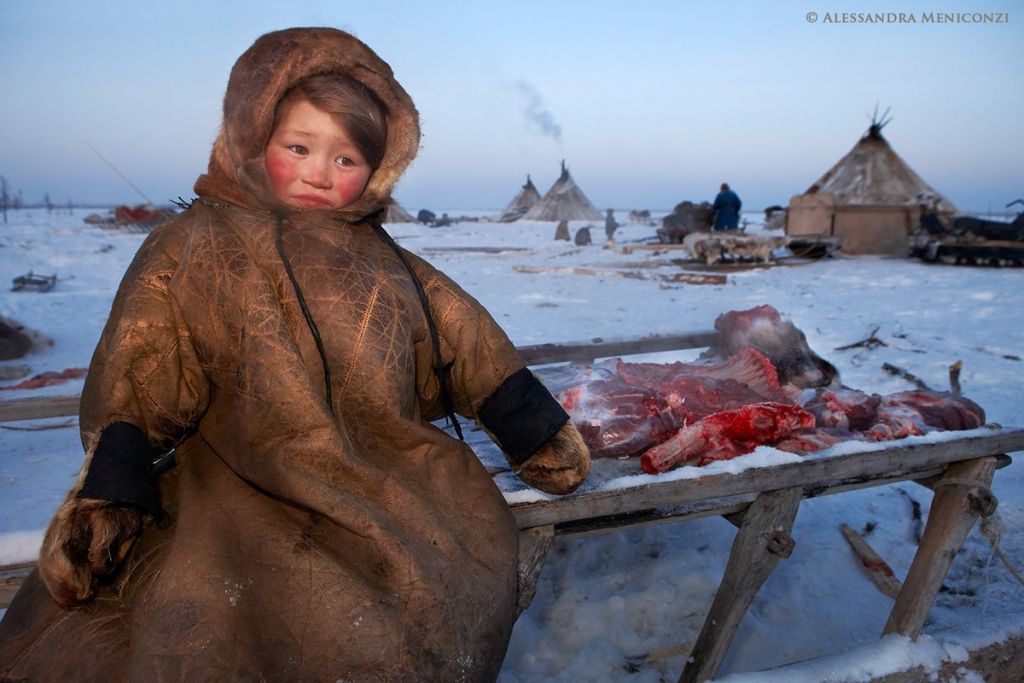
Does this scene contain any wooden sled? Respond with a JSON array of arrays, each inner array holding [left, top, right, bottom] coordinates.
[[1, 331, 1022, 682], [503, 333, 1021, 681], [10, 272, 56, 293]]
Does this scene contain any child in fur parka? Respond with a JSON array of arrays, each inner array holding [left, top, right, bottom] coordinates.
[[0, 27, 590, 682]]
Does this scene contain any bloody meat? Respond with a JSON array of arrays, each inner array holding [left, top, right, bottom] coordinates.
[[540, 348, 799, 460], [0, 367, 87, 391], [706, 305, 838, 389], [536, 307, 988, 473], [801, 387, 882, 431], [617, 347, 799, 420], [640, 403, 816, 473], [557, 375, 680, 459]]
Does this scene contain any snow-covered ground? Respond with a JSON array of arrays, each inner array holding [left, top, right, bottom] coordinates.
[[2, 209, 1022, 681]]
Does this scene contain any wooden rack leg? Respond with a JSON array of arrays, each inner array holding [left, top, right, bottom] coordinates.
[[678, 487, 802, 683], [883, 456, 997, 639], [516, 524, 554, 616]]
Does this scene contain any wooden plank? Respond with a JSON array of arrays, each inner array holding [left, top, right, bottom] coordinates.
[[883, 457, 998, 638], [515, 331, 718, 366], [0, 394, 79, 423], [555, 494, 756, 539], [0, 332, 719, 423], [912, 453, 1011, 490], [516, 525, 554, 616], [678, 487, 803, 683], [511, 429, 1024, 530], [841, 523, 903, 599], [542, 466, 952, 541], [0, 562, 35, 609]]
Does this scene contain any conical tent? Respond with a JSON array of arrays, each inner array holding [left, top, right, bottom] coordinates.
[[524, 161, 603, 222], [786, 119, 957, 255], [494, 175, 541, 222], [384, 201, 417, 224]]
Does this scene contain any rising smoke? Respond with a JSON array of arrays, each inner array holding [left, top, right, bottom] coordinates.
[[515, 81, 562, 144]]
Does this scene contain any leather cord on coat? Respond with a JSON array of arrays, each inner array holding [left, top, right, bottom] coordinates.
[[272, 214, 463, 440], [274, 216, 335, 411], [368, 218, 464, 440]]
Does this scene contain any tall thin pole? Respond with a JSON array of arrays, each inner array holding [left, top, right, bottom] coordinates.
[[85, 142, 154, 205]]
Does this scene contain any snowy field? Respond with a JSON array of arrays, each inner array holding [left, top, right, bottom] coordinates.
[[2, 208, 1023, 681]]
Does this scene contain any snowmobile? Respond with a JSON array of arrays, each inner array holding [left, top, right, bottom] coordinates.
[[909, 199, 1024, 266]]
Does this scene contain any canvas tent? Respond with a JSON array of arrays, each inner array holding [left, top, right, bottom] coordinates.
[[786, 120, 956, 255], [494, 175, 541, 222], [384, 201, 417, 224], [524, 161, 603, 222]]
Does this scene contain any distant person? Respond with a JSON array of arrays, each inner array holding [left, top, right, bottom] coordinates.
[[554, 219, 570, 240], [712, 182, 742, 231], [918, 203, 945, 235], [604, 208, 618, 241], [574, 225, 593, 245]]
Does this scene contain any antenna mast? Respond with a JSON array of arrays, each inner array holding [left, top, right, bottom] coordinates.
[[85, 141, 154, 205]]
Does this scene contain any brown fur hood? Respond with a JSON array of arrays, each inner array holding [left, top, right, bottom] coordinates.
[[0, 28, 590, 682], [194, 27, 420, 220]]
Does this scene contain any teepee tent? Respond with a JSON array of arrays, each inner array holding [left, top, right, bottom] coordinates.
[[524, 161, 603, 222], [384, 201, 417, 224], [786, 116, 956, 255], [494, 175, 541, 222]]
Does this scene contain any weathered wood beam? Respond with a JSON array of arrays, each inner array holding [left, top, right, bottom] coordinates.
[[515, 331, 718, 366], [516, 525, 554, 616], [555, 494, 756, 539], [883, 457, 998, 638], [542, 465, 956, 542], [511, 430, 1023, 530], [0, 562, 35, 610], [678, 487, 803, 683], [0, 394, 79, 423], [0, 332, 718, 423], [841, 523, 903, 599]]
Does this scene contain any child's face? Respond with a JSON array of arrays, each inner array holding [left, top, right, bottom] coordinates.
[[265, 98, 373, 211]]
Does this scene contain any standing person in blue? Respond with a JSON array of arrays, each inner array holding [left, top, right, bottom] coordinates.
[[712, 182, 743, 231]]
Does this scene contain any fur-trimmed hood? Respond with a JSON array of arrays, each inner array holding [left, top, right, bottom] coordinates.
[[0, 29, 589, 682], [194, 27, 420, 220]]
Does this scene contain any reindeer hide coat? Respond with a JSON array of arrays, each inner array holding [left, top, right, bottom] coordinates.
[[0, 28, 538, 682]]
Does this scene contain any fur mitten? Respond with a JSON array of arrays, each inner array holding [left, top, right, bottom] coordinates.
[[515, 422, 591, 495], [38, 497, 144, 608]]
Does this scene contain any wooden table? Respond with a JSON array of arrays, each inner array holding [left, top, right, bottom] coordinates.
[[505, 333, 1021, 681]]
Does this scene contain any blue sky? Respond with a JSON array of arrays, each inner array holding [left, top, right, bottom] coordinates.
[[1, 0, 1021, 211]]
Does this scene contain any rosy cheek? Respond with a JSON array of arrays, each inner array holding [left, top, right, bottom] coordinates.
[[332, 173, 370, 208], [265, 154, 294, 195]]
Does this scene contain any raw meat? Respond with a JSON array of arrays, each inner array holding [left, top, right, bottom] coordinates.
[[539, 349, 802, 460], [775, 427, 863, 453], [881, 391, 985, 431], [780, 390, 985, 452], [801, 387, 882, 431], [558, 375, 680, 459], [617, 347, 799, 418], [0, 367, 87, 390], [640, 403, 816, 473], [705, 305, 839, 389], [532, 306, 988, 472]]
